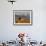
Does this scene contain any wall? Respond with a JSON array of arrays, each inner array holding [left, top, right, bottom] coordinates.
[[0, 0, 46, 42]]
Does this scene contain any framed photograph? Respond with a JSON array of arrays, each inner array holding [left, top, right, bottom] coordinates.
[[13, 10, 33, 25]]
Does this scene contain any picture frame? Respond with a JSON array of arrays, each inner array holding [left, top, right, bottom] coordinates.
[[13, 10, 33, 26]]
